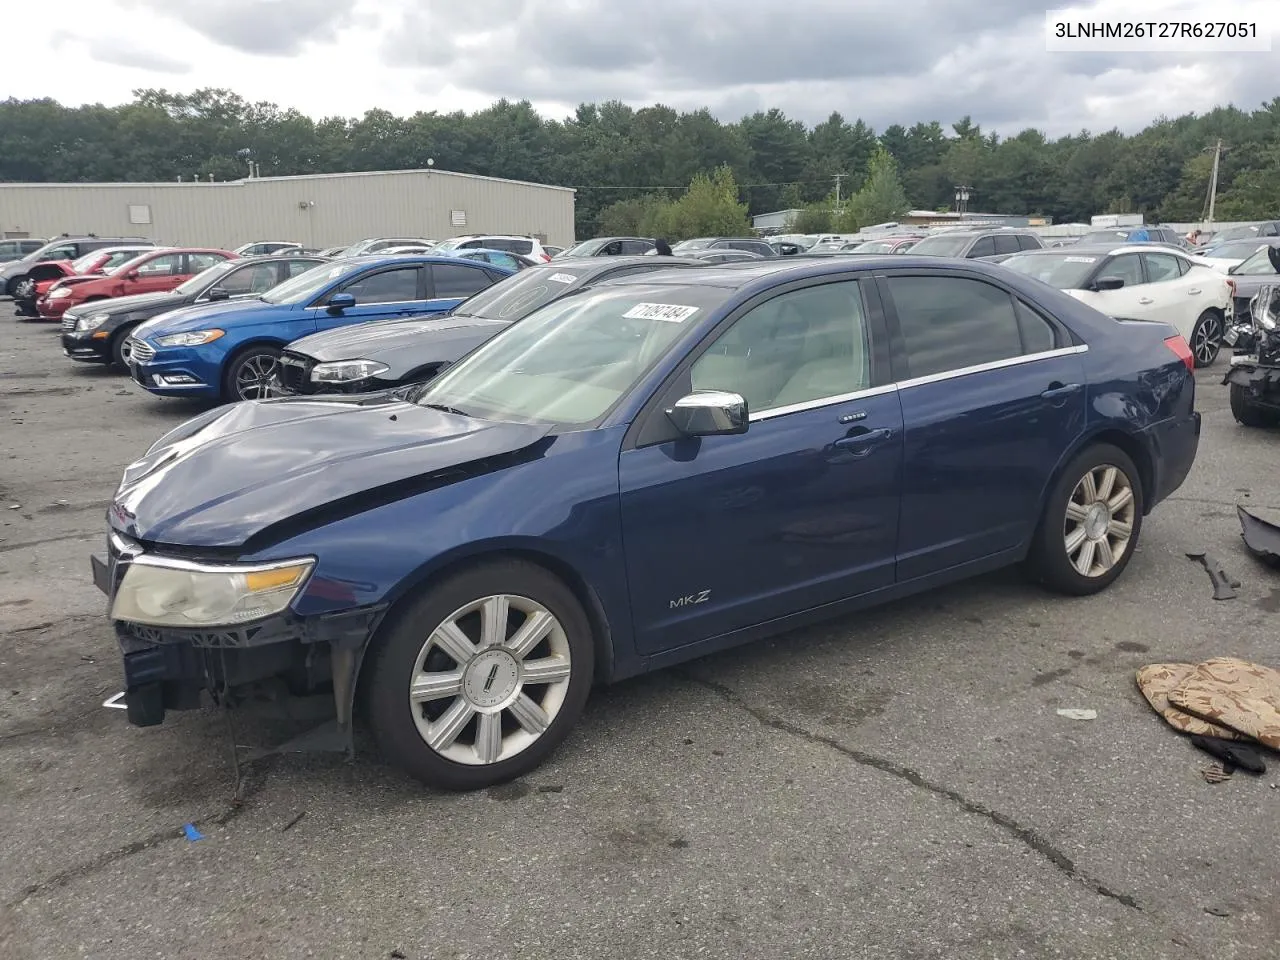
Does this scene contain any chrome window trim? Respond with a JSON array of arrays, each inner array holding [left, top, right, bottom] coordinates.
[[746, 344, 1088, 422], [750, 383, 898, 422], [896, 344, 1088, 391]]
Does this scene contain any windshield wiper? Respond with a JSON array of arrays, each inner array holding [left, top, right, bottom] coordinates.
[[420, 402, 469, 416]]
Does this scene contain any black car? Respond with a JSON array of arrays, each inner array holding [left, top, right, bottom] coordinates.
[[555, 237, 657, 258], [684, 249, 764, 263], [672, 237, 778, 258], [273, 255, 707, 396], [60, 254, 327, 368], [1, 235, 156, 296]]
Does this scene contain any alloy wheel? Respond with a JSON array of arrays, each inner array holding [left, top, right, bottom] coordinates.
[[407, 594, 573, 766], [1063, 464, 1136, 578], [1192, 312, 1222, 366], [234, 353, 279, 400]]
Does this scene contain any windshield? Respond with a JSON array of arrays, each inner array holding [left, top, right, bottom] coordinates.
[[108, 252, 157, 276], [1215, 225, 1261, 243], [414, 283, 731, 425], [556, 238, 609, 258], [1205, 239, 1265, 260], [338, 239, 378, 258], [453, 265, 592, 321], [672, 238, 713, 251], [261, 261, 359, 304], [174, 259, 239, 296], [1001, 253, 1100, 288], [1081, 230, 1132, 244], [70, 252, 101, 273], [432, 238, 465, 253], [1232, 247, 1280, 276], [908, 234, 973, 257], [852, 241, 896, 253]]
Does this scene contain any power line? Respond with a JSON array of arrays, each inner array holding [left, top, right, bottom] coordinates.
[[567, 178, 833, 190]]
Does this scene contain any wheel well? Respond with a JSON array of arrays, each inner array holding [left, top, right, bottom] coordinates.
[[1077, 429, 1155, 513], [355, 548, 615, 699], [83, 295, 109, 302]]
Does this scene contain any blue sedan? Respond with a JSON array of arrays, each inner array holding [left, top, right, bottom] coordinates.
[[124, 255, 511, 402], [97, 256, 1200, 790]]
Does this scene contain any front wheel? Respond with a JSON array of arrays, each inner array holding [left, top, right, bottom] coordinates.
[[1028, 444, 1144, 596], [4, 274, 28, 298], [364, 560, 594, 790], [1190, 310, 1223, 368], [222, 345, 281, 401], [1230, 382, 1278, 427]]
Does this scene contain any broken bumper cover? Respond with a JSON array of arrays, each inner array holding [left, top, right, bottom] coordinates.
[[1223, 361, 1280, 407], [92, 548, 385, 728]]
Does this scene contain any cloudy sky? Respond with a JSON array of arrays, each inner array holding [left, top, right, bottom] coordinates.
[[11, 0, 1278, 137]]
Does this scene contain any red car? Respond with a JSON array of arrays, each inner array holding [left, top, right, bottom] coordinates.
[[13, 246, 155, 317], [36, 247, 238, 319]]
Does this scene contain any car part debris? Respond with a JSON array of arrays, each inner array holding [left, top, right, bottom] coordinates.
[[183, 823, 205, 842], [1190, 734, 1266, 774], [1135, 664, 1244, 739], [1201, 764, 1233, 784], [1056, 708, 1097, 720], [102, 691, 128, 710], [1238, 505, 1280, 567], [1185, 552, 1240, 599]]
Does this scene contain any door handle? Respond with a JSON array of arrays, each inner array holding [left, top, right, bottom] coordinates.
[[833, 428, 892, 452], [1138, 297, 1154, 304], [1187, 288, 1201, 295], [1040, 382, 1082, 400]]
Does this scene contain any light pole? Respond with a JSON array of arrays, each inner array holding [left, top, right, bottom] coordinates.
[[954, 185, 971, 216]]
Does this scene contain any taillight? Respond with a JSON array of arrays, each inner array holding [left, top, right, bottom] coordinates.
[[1165, 334, 1194, 372], [1226, 278, 1236, 296]]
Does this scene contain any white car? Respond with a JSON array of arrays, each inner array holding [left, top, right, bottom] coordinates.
[[432, 235, 553, 262], [1001, 243, 1233, 367], [1194, 238, 1271, 274]]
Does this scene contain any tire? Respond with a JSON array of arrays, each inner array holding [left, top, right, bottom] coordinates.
[[110, 328, 134, 370], [1230, 382, 1277, 427], [1028, 443, 1144, 596], [4, 274, 28, 298], [1190, 310, 1223, 368], [221, 344, 281, 402], [364, 560, 594, 791]]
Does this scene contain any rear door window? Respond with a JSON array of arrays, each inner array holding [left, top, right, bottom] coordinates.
[[968, 237, 996, 258], [994, 235, 1020, 255], [885, 275, 1026, 379]]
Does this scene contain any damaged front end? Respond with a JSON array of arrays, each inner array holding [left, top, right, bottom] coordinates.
[[92, 530, 386, 754], [1223, 283, 1280, 415]]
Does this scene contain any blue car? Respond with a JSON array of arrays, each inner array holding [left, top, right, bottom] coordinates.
[[96, 257, 1200, 790], [124, 255, 511, 402]]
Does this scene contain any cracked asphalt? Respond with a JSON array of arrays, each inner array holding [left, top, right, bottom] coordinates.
[[3, 315, 1279, 960]]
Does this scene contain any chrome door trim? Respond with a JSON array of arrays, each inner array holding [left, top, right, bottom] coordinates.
[[750, 383, 899, 423], [895, 344, 1089, 391]]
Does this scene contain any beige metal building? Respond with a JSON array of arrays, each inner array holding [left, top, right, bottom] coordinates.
[[0, 168, 576, 249]]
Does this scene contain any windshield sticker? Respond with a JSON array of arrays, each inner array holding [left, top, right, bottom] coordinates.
[[621, 302, 700, 323], [548, 273, 577, 284], [1064, 256, 1097, 263]]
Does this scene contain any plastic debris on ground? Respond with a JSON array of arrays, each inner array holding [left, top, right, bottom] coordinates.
[[1056, 708, 1097, 720], [183, 823, 205, 842]]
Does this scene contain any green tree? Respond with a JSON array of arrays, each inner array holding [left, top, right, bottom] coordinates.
[[659, 166, 753, 240], [836, 146, 910, 231], [787, 203, 835, 233]]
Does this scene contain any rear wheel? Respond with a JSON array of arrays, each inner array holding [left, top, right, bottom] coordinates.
[[1028, 444, 1143, 595], [1190, 310, 1223, 368], [222, 345, 281, 402], [4, 274, 28, 298], [364, 560, 594, 790], [1230, 382, 1278, 427]]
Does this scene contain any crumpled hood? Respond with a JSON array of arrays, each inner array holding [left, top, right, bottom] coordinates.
[[288, 314, 511, 370], [110, 395, 551, 548], [134, 297, 285, 338]]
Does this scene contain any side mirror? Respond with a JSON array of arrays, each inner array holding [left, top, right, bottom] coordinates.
[[126, 270, 140, 281], [665, 390, 748, 437], [1093, 276, 1125, 291], [206, 287, 231, 301], [327, 292, 356, 313]]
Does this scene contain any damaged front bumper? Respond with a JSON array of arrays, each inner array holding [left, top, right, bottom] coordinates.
[[92, 538, 386, 744]]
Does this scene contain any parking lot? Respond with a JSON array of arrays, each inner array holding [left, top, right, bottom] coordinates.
[[2, 315, 1278, 959]]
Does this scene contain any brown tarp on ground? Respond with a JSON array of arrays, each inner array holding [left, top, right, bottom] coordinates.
[[1135, 663, 1244, 739], [1168, 657, 1280, 750]]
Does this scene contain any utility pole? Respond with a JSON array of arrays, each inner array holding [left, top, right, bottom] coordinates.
[[833, 173, 846, 213], [1206, 139, 1223, 226]]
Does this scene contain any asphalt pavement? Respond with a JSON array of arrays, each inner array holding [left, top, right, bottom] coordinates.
[[2, 317, 1278, 960]]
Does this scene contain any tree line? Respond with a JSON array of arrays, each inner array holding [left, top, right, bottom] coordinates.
[[2, 88, 1278, 238]]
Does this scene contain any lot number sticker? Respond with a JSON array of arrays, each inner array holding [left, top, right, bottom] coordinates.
[[1064, 256, 1097, 263], [548, 273, 577, 283], [621, 302, 700, 323]]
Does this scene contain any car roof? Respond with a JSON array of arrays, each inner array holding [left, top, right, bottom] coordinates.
[[534, 255, 703, 276], [343, 253, 505, 267], [236, 253, 329, 262], [1010, 243, 1189, 257]]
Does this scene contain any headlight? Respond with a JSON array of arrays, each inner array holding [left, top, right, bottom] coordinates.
[[310, 358, 390, 383], [111, 556, 314, 627], [49, 287, 73, 299], [76, 313, 111, 332], [155, 329, 225, 347]]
